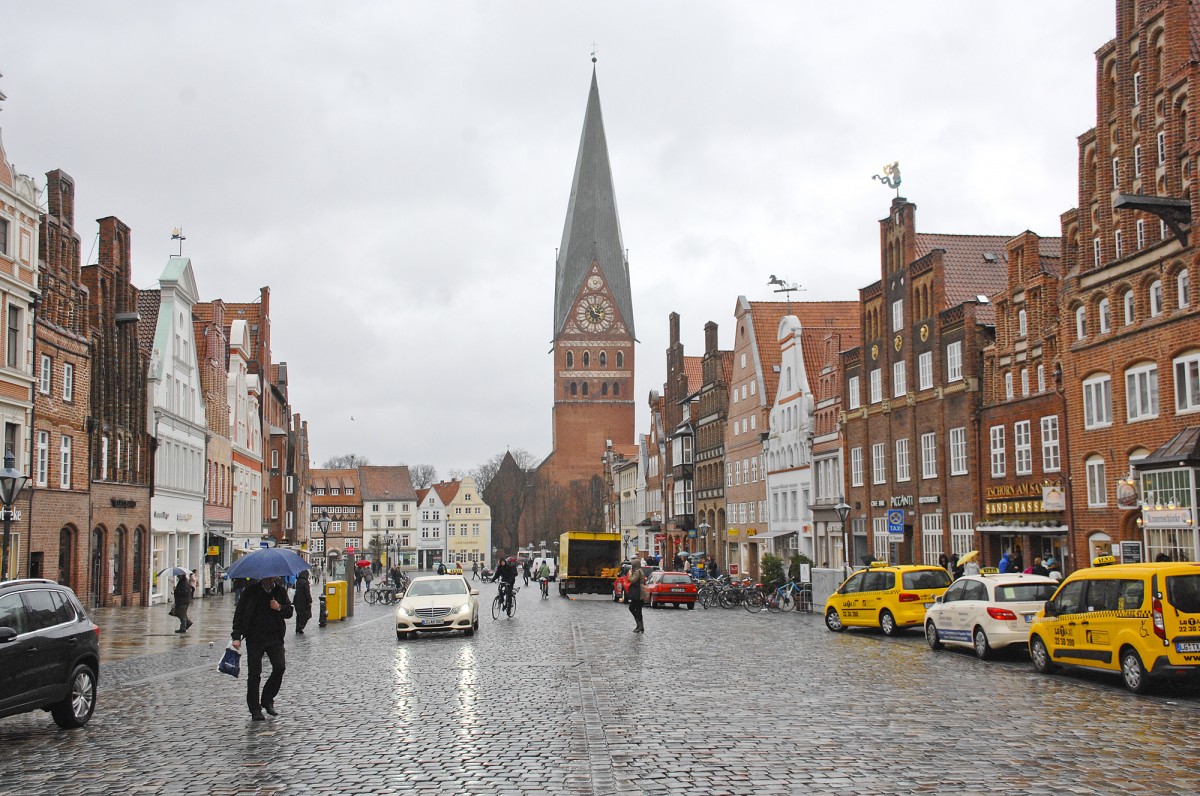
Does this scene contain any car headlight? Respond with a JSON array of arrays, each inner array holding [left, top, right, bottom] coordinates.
[[456, 603, 472, 615], [397, 605, 412, 617]]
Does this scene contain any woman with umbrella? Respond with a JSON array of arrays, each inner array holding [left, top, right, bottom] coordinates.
[[173, 572, 193, 633]]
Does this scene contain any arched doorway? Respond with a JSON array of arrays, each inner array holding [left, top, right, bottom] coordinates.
[[58, 527, 74, 587], [132, 528, 144, 595], [90, 527, 105, 607], [110, 527, 126, 601]]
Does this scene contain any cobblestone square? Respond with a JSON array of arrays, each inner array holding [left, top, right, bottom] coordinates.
[[2, 583, 1199, 795]]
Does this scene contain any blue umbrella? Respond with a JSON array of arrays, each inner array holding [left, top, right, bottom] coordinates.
[[224, 548, 310, 580]]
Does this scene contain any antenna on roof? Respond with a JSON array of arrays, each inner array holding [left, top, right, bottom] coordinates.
[[171, 227, 186, 256]]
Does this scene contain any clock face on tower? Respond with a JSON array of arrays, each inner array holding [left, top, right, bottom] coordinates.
[[576, 296, 614, 333]]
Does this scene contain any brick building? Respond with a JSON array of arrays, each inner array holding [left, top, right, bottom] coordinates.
[[529, 68, 635, 531], [978, 232, 1069, 571], [809, 317, 861, 569], [695, 322, 732, 564], [193, 299, 233, 583], [309, 469, 362, 572], [841, 198, 1009, 569], [1059, 0, 1200, 566], [660, 313, 702, 562], [80, 217, 153, 607], [28, 170, 90, 588]]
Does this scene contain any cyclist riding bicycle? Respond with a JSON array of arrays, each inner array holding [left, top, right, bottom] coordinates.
[[536, 561, 552, 598], [494, 558, 518, 611]]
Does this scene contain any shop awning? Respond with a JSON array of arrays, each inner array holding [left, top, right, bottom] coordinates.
[[976, 524, 1068, 535], [1135, 427, 1200, 469]]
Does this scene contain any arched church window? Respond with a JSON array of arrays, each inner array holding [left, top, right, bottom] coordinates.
[[583, 352, 590, 367], [600, 351, 607, 367], [616, 351, 624, 368], [613, 382, 620, 396], [582, 383, 589, 396], [601, 382, 609, 396], [570, 383, 577, 397], [566, 351, 574, 368]]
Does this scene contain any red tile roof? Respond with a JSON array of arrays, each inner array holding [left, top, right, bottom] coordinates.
[[432, 481, 460, 505], [683, 356, 704, 393], [750, 301, 859, 404], [915, 234, 1012, 318], [357, 465, 418, 501], [136, 289, 161, 359]]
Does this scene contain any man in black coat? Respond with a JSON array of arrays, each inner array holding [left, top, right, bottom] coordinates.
[[293, 571, 313, 634], [173, 573, 193, 633], [231, 576, 294, 721]]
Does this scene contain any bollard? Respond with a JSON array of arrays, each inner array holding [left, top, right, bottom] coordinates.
[[318, 594, 328, 627]]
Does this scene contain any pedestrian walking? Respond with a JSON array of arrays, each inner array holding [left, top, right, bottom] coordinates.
[[293, 570, 313, 635], [189, 569, 199, 598], [353, 566, 363, 593], [363, 567, 373, 591], [173, 573, 193, 633], [231, 576, 294, 721], [471, 560, 479, 580], [627, 560, 646, 633]]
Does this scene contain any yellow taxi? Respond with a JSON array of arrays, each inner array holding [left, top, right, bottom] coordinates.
[[443, 562, 464, 576], [824, 561, 952, 636], [1028, 556, 1200, 693]]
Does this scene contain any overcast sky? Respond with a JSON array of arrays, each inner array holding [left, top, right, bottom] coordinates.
[[2, 2, 1114, 475]]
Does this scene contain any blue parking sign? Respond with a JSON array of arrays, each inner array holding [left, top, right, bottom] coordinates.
[[886, 509, 905, 535]]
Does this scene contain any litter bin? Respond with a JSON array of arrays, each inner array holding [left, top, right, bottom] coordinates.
[[325, 580, 347, 621]]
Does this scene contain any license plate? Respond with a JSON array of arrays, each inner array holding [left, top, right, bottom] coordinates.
[[923, 602, 932, 609], [1024, 614, 1033, 623], [1177, 642, 1200, 653], [420, 619, 444, 626], [670, 588, 685, 593]]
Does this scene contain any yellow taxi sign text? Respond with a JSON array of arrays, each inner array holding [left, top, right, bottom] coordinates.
[[868, 560, 889, 568], [980, 567, 1000, 575], [1092, 555, 1118, 567]]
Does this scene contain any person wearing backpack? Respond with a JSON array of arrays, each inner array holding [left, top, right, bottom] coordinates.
[[626, 560, 646, 633]]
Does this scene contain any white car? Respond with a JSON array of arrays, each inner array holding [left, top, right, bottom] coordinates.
[[395, 576, 479, 640], [924, 573, 1058, 659]]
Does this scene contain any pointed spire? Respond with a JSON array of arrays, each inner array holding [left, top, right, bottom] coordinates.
[[553, 68, 634, 338]]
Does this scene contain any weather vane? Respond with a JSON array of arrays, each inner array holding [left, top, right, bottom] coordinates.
[[590, 41, 598, 64], [171, 227, 186, 256], [767, 274, 805, 313], [873, 161, 902, 196]]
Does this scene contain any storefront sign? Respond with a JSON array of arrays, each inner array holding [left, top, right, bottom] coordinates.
[[728, 529, 739, 536], [890, 495, 913, 508], [1120, 541, 1143, 563], [176, 513, 193, 522], [869, 499, 886, 508], [1042, 486, 1067, 512], [1142, 508, 1192, 528], [111, 498, 137, 509], [918, 495, 940, 504], [686, 528, 697, 538], [985, 499, 1046, 515], [153, 511, 170, 519], [986, 481, 1047, 500], [746, 528, 758, 536], [1115, 480, 1139, 510], [206, 546, 220, 556]]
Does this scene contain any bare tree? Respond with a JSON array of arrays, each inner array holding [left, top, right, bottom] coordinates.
[[322, 453, 370, 469], [408, 464, 438, 489]]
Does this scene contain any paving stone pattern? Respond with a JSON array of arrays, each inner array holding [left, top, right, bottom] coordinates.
[[1, 581, 1199, 795]]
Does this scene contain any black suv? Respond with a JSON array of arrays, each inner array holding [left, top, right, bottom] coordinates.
[[0, 579, 100, 728]]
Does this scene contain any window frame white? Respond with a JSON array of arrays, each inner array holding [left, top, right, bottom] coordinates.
[[1125, 362, 1160, 421], [989, 426, 1006, 478], [918, 351, 933, 391], [1014, 420, 1032, 476], [1041, 415, 1061, 473], [921, 432, 937, 479], [1082, 374, 1114, 429], [946, 341, 963, 382], [949, 427, 967, 476]]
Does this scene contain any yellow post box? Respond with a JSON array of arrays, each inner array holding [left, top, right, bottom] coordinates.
[[325, 581, 347, 621]]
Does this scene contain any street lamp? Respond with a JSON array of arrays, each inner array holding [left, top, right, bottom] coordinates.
[[834, 498, 852, 580], [0, 448, 30, 581], [317, 512, 331, 578]]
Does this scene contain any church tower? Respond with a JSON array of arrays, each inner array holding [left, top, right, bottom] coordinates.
[[545, 67, 636, 486]]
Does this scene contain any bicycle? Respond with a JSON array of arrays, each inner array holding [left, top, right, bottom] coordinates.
[[539, 578, 549, 599], [491, 584, 520, 620]]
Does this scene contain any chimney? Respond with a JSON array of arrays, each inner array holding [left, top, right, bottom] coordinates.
[[704, 321, 719, 354], [46, 170, 75, 228], [669, 312, 680, 345]]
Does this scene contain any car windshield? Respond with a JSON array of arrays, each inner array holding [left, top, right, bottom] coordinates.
[[406, 580, 467, 597], [1167, 574, 1200, 614], [661, 574, 692, 584], [993, 583, 1057, 603], [903, 569, 951, 590]]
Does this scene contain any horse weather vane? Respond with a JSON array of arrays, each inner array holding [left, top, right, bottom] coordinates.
[[873, 161, 902, 196], [767, 274, 805, 313]]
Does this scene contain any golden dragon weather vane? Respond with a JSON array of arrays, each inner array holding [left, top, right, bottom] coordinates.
[[873, 161, 902, 196]]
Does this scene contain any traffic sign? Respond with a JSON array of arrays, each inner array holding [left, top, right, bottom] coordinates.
[[886, 509, 905, 535]]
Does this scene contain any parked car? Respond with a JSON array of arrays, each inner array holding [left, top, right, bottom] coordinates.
[[395, 576, 479, 640], [443, 562, 464, 576], [924, 573, 1058, 659], [1029, 556, 1200, 693], [824, 562, 952, 635], [612, 562, 662, 602], [645, 571, 697, 609], [0, 579, 100, 728]]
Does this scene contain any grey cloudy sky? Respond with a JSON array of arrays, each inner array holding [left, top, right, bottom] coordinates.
[[2, 1, 1113, 475]]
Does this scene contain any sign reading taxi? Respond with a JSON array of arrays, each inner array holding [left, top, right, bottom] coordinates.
[[886, 509, 904, 536]]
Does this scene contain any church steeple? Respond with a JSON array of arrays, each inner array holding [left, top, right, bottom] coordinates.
[[553, 68, 634, 339]]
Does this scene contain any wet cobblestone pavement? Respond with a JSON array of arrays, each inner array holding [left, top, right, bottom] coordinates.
[[2, 579, 1200, 795]]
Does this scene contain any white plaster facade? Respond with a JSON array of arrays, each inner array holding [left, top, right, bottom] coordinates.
[[227, 319, 263, 554], [444, 477, 491, 566], [363, 498, 416, 570], [416, 486, 447, 570], [763, 315, 816, 561], [147, 257, 207, 604]]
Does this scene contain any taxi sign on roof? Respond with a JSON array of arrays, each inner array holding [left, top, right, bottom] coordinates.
[[1092, 555, 1118, 567]]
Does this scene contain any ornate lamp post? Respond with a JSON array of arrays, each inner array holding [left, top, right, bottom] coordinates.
[[697, 521, 711, 571], [834, 498, 852, 580], [0, 448, 30, 581], [317, 512, 331, 578]]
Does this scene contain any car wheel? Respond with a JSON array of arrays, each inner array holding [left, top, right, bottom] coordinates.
[[51, 664, 97, 729], [464, 628, 474, 637], [925, 621, 942, 650], [687, 603, 694, 610], [396, 631, 408, 641], [1120, 646, 1151, 694], [613, 590, 621, 603], [973, 627, 992, 660], [1030, 635, 1057, 674], [825, 608, 845, 632], [879, 609, 898, 637]]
